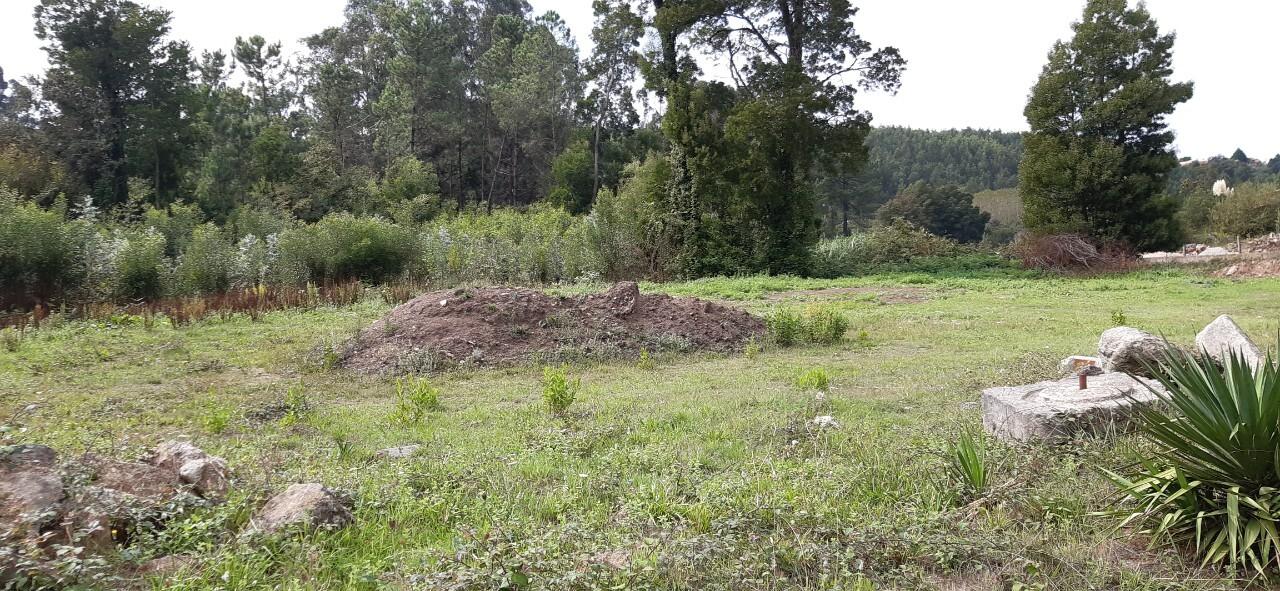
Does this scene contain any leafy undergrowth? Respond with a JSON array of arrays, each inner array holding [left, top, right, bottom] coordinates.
[[2, 269, 1276, 589]]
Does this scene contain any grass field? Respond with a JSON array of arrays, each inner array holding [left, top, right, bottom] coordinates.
[[3, 268, 1276, 590]]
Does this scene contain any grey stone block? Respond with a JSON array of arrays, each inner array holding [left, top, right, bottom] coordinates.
[[982, 372, 1166, 443]]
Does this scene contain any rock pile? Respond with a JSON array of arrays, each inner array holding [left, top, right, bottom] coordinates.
[[1, 441, 354, 584], [982, 315, 1268, 442]]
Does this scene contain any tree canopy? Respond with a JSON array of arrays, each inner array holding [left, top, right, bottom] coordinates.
[[1019, 0, 1192, 251]]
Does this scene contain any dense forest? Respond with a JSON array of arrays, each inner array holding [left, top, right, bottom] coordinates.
[[818, 127, 1023, 235], [3, 0, 1280, 310]]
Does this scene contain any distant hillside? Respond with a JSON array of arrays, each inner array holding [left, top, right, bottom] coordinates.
[[863, 127, 1024, 199], [820, 127, 1025, 235]]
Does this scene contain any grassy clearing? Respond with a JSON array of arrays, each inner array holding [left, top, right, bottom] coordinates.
[[2, 269, 1276, 589]]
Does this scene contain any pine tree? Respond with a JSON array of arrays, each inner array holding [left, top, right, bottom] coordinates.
[[1019, 0, 1192, 251]]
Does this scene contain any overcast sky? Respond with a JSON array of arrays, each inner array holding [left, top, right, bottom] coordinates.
[[1, 0, 1275, 160]]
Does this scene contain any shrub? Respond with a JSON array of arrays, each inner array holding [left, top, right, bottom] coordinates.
[[113, 228, 169, 300], [1009, 233, 1134, 273], [0, 189, 81, 306], [1105, 345, 1280, 572], [143, 201, 203, 256], [277, 213, 415, 284], [765, 308, 805, 347], [541, 365, 579, 416], [801, 306, 849, 345], [417, 205, 596, 285], [581, 155, 673, 279], [391, 376, 441, 425], [876, 181, 991, 243], [1210, 182, 1280, 238], [174, 224, 234, 295], [767, 306, 848, 347], [811, 220, 962, 277]]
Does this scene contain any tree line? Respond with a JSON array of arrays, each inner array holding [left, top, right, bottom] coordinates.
[[0, 0, 912, 279]]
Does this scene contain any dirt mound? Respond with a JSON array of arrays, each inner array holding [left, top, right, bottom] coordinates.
[[1215, 259, 1280, 278], [340, 282, 765, 373]]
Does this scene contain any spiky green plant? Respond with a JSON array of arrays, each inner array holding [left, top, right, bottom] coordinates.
[[949, 429, 989, 496], [1105, 345, 1280, 573]]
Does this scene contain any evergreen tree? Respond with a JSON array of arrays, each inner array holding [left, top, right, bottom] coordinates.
[[1019, 0, 1192, 251], [34, 0, 195, 207]]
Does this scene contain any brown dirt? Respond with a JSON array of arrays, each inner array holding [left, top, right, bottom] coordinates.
[[760, 286, 931, 304], [340, 282, 765, 374], [1214, 258, 1280, 278]]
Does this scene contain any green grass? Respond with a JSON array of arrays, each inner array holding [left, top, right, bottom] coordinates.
[[2, 269, 1275, 589]]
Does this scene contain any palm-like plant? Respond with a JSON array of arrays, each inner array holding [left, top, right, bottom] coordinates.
[[1105, 344, 1280, 572]]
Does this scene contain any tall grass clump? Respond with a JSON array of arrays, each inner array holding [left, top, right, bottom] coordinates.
[[1106, 345, 1280, 572], [949, 429, 990, 496], [766, 305, 849, 347], [795, 367, 831, 392]]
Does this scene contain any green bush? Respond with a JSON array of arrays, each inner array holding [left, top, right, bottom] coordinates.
[[1210, 182, 1280, 238], [174, 224, 234, 295], [113, 228, 169, 300], [801, 306, 850, 344], [391, 376, 441, 425], [765, 308, 805, 347], [1105, 345, 1280, 572], [876, 181, 990, 243], [542, 365, 579, 416], [418, 205, 595, 285], [277, 213, 415, 284], [811, 220, 963, 278], [766, 306, 848, 347], [0, 189, 81, 305], [794, 367, 831, 392], [582, 155, 673, 280], [143, 201, 203, 256]]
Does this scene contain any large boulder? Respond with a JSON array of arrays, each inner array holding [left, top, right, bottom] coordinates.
[[249, 483, 353, 534], [86, 456, 182, 502], [0, 445, 65, 538], [150, 441, 230, 499], [1098, 327, 1169, 375], [1196, 315, 1265, 371], [982, 372, 1166, 442]]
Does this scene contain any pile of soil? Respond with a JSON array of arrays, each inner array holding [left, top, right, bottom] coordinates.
[[340, 282, 765, 373], [1215, 259, 1280, 278]]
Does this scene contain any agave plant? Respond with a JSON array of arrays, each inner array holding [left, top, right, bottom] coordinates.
[[1105, 344, 1280, 573]]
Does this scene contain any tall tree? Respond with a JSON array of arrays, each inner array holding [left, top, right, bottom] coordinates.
[[34, 0, 194, 207], [584, 0, 644, 203], [696, 0, 905, 273], [1019, 0, 1192, 251], [232, 35, 294, 119]]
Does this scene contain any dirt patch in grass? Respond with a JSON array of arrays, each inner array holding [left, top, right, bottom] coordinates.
[[340, 282, 765, 374], [761, 286, 931, 304], [1215, 258, 1280, 278]]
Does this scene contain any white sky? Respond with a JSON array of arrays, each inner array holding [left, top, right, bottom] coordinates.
[[0, 0, 1275, 160]]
